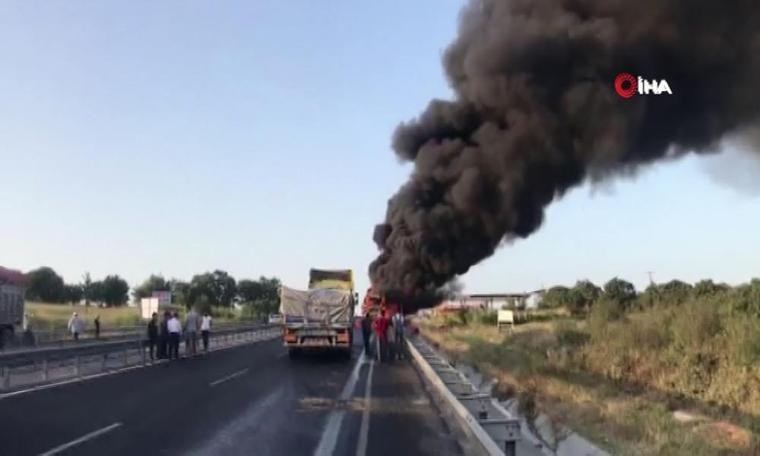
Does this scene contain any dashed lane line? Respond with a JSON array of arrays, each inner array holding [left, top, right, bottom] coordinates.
[[209, 368, 249, 387], [38, 422, 122, 456], [355, 359, 375, 456]]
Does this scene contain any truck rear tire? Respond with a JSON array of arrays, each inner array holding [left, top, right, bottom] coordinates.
[[342, 347, 352, 361]]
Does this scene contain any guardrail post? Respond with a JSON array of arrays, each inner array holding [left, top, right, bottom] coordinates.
[[42, 359, 49, 381], [123, 346, 128, 367], [139, 340, 146, 366], [1, 366, 9, 390], [74, 356, 81, 377], [505, 441, 516, 456], [102, 353, 108, 371]]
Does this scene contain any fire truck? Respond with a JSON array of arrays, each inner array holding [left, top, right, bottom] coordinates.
[[361, 285, 401, 319]]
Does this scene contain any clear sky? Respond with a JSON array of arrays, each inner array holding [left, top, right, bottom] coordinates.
[[1, 1, 758, 296]]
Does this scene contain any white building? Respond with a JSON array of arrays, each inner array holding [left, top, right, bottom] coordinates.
[[438, 290, 546, 312], [152, 290, 172, 307]]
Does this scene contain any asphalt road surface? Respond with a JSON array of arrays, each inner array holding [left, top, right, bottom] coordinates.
[[0, 332, 462, 456]]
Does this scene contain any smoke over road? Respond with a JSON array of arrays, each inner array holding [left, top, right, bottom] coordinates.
[[369, 0, 760, 310]]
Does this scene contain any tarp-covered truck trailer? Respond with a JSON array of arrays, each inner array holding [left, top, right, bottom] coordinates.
[[280, 269, 355, 359], [0, 266, 26, 348]]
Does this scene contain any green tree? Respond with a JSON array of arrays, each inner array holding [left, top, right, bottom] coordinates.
[[541, 286, 572, 309], [188, 273, 214, 309], [237, 279, 262, 302], [82, 272, 94, 306], [88, 279, 104, 304], [603, 277, 637, 311], [133, 274, 169, 301], [100, 275, 130, 306], [638, 283, 661, 308], [238, 276, 281, 317], [568, 280, 601, 315], [659, 280, 693, 305], [63, 284, 83, 304], [169, 280, 191, 307], [693, 279, 729, 298], [188, 270, 237, 309], [733, 278, 760, 317], [25, 266, 65, 302]]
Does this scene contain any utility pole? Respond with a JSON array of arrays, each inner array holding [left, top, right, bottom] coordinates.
[[646, 271, 655, 285]]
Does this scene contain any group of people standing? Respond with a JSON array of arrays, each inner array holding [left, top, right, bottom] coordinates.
[[146, 308, 213, 361], [361, 309, 405, 363]]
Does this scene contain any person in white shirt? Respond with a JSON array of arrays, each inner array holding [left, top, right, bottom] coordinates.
[[67, 312, 84, 341], [167, 312, 182, 359], [200, 312, 212, 352]]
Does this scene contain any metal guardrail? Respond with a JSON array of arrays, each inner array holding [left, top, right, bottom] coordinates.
[[0, 324, 279, 392], [3, 320, 262, 350], [407, 336, 521, 456]]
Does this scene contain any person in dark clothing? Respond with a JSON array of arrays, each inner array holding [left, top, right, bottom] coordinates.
[[158, 311, 170, 359], [94, 316, 101, 339], [361, 313, 373, 357], [147, 312, 159, 361]]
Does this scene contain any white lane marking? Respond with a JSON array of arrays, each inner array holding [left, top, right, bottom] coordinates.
[[355, 359, 374, 456], [38, 422, 122, 456], [209, 368, 249, 387], [313, 352, 366, 456]]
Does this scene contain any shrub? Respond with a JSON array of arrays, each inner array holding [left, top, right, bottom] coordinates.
[[213, 306, 238, 320], [630, 310, 672, 350], [603, 277, 637, 311], [554, 320, 589, 347], [475, 310, 498, 326], [659, 280, 693, 306], [587, 297, 624, 340], [669, 299, 722, 351], [722, 316, 760, 366], [692, 279, 730, 299], [542, 286, 572, 309], [113, 314, 142, 326], [732, 278, 760, 317]]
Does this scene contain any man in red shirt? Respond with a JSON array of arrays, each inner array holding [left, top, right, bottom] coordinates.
[[372, 310, 389, 362]]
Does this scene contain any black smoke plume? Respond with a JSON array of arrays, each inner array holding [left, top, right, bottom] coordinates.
[[370, 0, 760, 311]]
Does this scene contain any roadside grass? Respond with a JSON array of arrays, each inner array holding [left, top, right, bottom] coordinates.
[[419, 309, 760, 455], [26, 302, 142, 331], [25, 302, 245, 334]]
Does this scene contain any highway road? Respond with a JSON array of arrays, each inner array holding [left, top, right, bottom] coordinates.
[[0, 332, 463, 456]]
